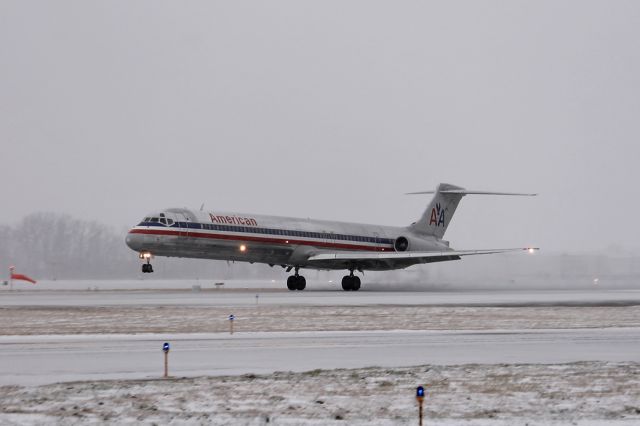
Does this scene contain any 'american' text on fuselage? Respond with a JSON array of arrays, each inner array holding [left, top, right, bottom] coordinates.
[[209, 213, 258, 227]]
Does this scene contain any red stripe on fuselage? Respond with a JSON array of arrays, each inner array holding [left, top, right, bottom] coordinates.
[[129, 228, 393, 252]]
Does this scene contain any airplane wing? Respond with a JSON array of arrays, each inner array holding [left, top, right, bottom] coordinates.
[[306, 247, 538, 270]]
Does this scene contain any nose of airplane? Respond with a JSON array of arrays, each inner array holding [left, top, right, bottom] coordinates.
[[125, 230, 143, 251]]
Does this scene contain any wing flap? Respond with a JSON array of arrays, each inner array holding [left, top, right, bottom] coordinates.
[[308, 247, 538, 263]]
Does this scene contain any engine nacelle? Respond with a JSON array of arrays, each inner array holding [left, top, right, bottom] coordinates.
[[394, 236, 409, 252], [394, 235, 439, 252]]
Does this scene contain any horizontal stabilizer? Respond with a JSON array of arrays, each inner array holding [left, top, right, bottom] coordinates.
[[407, 190, 537, 196]]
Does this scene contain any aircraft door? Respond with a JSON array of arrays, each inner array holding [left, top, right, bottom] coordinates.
[[175, 212, 190, 238]]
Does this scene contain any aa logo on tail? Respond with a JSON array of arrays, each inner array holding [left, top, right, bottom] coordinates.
[[429, 203, 446, 227]]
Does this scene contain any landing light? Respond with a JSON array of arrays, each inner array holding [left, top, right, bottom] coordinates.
[[527, 248, 537, 254], [140, 252, 152, 259], [239, 244, 247, 252]]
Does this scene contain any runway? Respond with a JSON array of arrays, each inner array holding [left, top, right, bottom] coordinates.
[[2, 286, 639, 388], [1, 327, 639, 386], [2, 287, 640, 307]]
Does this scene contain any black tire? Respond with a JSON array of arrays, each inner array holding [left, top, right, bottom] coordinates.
[[287, 276, 297, 291], [148, 265, 153, 273], [352, 276, 361, 291], [296, 276, 306, 291], [341, 276, 353, 291], [142, 264, 148, 273]]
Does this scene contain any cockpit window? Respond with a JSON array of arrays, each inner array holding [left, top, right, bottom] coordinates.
[[142, 213, 175, 225]]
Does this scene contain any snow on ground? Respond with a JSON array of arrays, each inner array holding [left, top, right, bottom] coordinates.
[[1, 305, 639, 335], [2, 286, 639, 424], [0, 362, 638, 425]]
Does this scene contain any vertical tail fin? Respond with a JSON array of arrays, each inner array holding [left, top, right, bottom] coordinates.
[[409, 183, 466, 238], [408, 183, 537, 239]]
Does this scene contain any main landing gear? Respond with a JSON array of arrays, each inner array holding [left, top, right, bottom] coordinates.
[[286, 267, 306, 291], [341, 271, 361, 291], [284, 267, 362, 292]]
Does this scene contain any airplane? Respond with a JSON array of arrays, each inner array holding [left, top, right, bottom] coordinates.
[[125, 183, 538, 291]]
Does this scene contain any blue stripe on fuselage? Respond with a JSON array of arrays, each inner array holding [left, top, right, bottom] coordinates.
[[136, 221, 394, 245]]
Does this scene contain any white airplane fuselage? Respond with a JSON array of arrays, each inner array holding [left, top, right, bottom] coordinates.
[[125, 183, 537, 291], [125, 208, 451, 271]]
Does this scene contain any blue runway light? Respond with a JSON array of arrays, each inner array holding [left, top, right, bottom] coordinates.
[[163, 342, 170, 352], [416, 386, 425, 398]]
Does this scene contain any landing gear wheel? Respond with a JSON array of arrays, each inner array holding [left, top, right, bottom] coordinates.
[[341, 274, 361, 291], [341, 275, 353, 291], [142, 263, 154, 273], [296, 276, 306, 291], [352, 276, 361, 291], [287, 276, 297, 291], [287, 275, 307, 291]]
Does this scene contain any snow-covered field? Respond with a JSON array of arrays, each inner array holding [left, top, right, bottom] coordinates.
[[0, 362, 638, 425], [1, 304, 639, 335], [1, 284, 639, 424]]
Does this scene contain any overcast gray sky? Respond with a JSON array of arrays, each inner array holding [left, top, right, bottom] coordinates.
[[1, 1, 639, 253]]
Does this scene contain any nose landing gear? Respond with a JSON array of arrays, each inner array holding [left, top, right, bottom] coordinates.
[[139, 252, 154, 273]]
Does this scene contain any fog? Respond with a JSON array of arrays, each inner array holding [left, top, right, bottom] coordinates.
[[2, 2, 640, 277]]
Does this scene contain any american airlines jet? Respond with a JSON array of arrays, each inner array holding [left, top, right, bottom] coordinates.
[[125, 183, 538, 291]]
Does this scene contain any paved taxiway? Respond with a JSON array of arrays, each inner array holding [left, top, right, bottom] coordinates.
[[2, 288, 640, 307], [1, 327, 639, 386], [2, 287, 639, 386]]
